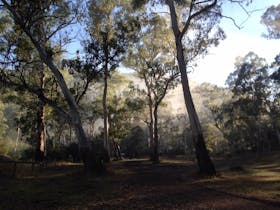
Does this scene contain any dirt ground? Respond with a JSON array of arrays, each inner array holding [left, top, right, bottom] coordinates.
[[0, 155, 280, 210]]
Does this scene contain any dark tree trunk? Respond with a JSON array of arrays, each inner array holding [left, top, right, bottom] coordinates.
[[166, 0, 216, 175], [35, 44, 92, 168], [153, 105, 159, 163], [1, 0, 96, 170], [103, 65, 110, 159], [176, 40, 216, 175], [112, 140, 122, 160], [144, 74, 154, 160], [276, 130, 280, 146], [14, 126, 21, 152], [149, 101, 154, 160], [35, 104, 46, 163], [103, 37, 110, 159], [35, 65, 46, 163]]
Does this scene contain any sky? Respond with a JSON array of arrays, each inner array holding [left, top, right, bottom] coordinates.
[[189, 0, 280, 86], [66, 1, 280, 87]]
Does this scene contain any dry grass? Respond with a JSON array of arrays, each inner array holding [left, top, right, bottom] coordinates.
[[199, 152, 280, 202], [0, 153, 279, 209]]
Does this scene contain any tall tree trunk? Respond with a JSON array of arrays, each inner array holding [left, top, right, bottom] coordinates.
[[1, 0, 92, 166], [166, 0, 216, 175], [14, 126, 21, 152], [103, 69, 110, 159], [37, 48, 90, 164], [35, 65, 46, 163], [276, 129, 280, 146], [153, 105, 159, 163], [143, 74, 154, 160], [36, 103, 46, 163], [176, 40, 216, 175], [148, 99, 154, 160]]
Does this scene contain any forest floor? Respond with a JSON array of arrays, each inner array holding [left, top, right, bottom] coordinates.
[[0, 152, 280, 210]]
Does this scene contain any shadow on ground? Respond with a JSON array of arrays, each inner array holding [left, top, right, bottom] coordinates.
[[0, 156, 279, 210]]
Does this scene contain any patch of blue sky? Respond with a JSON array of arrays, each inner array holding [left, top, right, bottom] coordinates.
[[64, 1, 280, 85], [189, 0, 280, 86]]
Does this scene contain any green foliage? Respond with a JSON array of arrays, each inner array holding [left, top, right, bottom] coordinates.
[[124, 12, 179, 109], [131, 0, 149, 9], [182, 7, 225, 64], [0, 139, 12, 157], [0, 0, 84, 162], [0, 101, 31, 159], [108, 81, 146, 142], [0, 0, 80, 115], [62, 51, 101, 104], [85, 0, 141, 77], [270, 53, 280, 84], [5, 0, 77, 40], [131, 0, 192, 10], [2, 0, 275, 162], [120, 126, 148, 157], [192, 83, 230, 154], [213, 52, 280, 153], [269, 53, 280, 133], [261, 3, 280, 39], [203, 124, 227, 153], [0, 12, 12, 33], [47, 145, 68, 161], [87, 73, 146, 143], [1, 87, 43, 144], [124, 12, 180, 161], [0, 101, 8, 138]]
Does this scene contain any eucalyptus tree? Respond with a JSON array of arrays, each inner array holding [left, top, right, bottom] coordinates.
[[262, 4, 280, 142], [87, 0, 140, 157], [268, 54, 280, 145], [0, 9, 52, 162], [107, 80, 146, 158], [1, 87, 46, 158], [125, 15, 179, 162], [0, 0, 97, 168], [132, 0, 227, 174], [271, 54, 280, 84], [261, 3, 280, 39], [221, 52, 271, 152], [219, 52, 280, 153]]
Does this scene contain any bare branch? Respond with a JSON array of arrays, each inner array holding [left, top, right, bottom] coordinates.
[[75, 79, 90, 105], [194, 0, 214, 6], [46, 16, 77, 41], [181, 0, 217, 40], [211, 11, 242, 30], [156, 71, 180, 106], [224, 1, 265, 29]]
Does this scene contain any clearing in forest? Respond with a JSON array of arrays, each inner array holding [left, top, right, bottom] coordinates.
[[0, 153, 279, 210]]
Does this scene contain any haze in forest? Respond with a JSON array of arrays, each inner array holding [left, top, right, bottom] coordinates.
[[0, 0, 279, 208]]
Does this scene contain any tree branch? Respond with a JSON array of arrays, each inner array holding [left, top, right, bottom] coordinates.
[[166, 0, 181, 38], [181, 0, 217, 40], [75, 79, 90, 105], [157, 71, 179, 106], [0, 76, 71, 121]]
